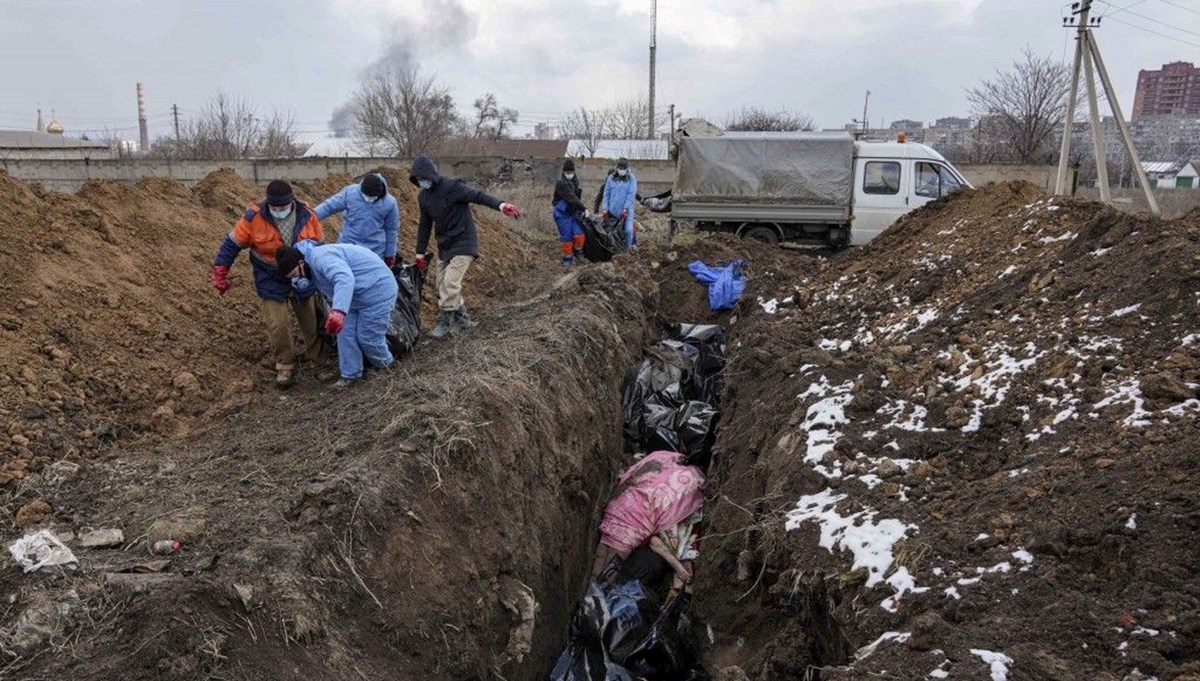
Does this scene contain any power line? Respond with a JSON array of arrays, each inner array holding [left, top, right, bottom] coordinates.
[[1097, 0, 1200, 37], [1158, 0, 1200, 17], [1105, 14, 1200, 47]]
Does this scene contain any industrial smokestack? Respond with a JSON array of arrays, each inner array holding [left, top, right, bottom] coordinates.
[[137, 82, 149, 153]]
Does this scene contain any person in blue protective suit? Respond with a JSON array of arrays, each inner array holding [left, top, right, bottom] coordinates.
[[275, 240, 399, 389], [552, 159, 588, 266], [601, 157, 638, 248], [314, 173, 400, 266]]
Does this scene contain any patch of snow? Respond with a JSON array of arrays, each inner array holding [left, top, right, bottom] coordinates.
[[1039, 231, 1075, 243], [970, 649, 1013, 681], [957, 576, 981, 586], [1132, 627, 1160, 636], [1091, 247, 1111, 257], [758, 297, 779, 314], [798, 379, 855, 477], [987, 562, 1012, 574], [786, 490, 920, 608], [1012, 549, 1034, 565], [855, 631, 911, 661], [1092, 379, 1153, 428], [1183, 334, 1197, 347], [944, 586, 962, 600], [1126, 513, 1138, 530], [1109, 304, 1142, 318], [974, 533, 990, 541]]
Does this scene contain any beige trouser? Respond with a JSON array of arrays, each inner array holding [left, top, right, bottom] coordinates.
[[261, 295, 322, 371], [435, 255, 475, 311]]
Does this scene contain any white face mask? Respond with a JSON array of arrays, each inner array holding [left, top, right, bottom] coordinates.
[[362, 190, 379, 203], [616, 169, 628, 178], [418, 179, 433, 190], [564, 172, 575, 180], [270, 206, 293, 220]]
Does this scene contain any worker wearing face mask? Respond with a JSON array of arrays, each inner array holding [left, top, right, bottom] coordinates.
[[409, 155, 523, 338], [601, 157, 638, 248], [314, 172, 400, 267], [211, 180, 327, 387], [552, 159, 588, 266]]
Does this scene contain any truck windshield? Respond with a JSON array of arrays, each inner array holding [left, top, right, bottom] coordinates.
[[916, 162, 964, 199]]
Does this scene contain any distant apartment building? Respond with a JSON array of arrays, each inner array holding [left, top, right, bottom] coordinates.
[[1132, 61, 1200, 121], [533, 122, 563, 140]]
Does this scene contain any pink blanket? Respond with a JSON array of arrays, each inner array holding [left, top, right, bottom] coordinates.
[[599, 451, 706, 555]]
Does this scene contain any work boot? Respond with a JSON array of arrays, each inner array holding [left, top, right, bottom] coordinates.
[[316, 367, 339, 382], [561, 255, 574, 268], [452, 305, 473, 333], [275, 364, 296, 388], [573, 249, 586, 263], [331, 378, 357, 390], [430, 311, 452, 339]]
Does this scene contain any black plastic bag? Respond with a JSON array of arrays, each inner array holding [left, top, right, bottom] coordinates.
[[385, 263, 423, 356], [674, 401, 719, 470], [583, 214, 628, 262], [667, 324, 727, 407], [622, 343, 700, 452], [309, 294, 338, 357], [623, 594, 707, 681]]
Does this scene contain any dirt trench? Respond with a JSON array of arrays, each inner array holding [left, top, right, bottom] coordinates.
[[2, 261, 675, 681]]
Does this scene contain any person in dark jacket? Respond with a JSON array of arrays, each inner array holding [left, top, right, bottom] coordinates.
[[409, 155, 523, 338], [211, 180, 327, 387], [552, 159, 588, 266]]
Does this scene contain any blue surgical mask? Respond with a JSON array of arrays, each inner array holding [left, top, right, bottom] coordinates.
[[418, 179, 433, 190], [270, 206, 293, 220]]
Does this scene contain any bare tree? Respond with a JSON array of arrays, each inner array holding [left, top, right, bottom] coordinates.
[[603, 96, 667, 140], [966, 48, 1077, 164], [351, 63, 461, 157], [471, 93, 518, 140], [147, 93, 300, 159], [560, 107, 611, 157], [724, 107, 815, 132]]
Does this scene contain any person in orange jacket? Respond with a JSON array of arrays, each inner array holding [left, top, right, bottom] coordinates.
[[211, 180, 327, 387]]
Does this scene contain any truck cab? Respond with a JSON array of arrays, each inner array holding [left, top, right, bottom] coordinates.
[[852, 139, 969, 244]]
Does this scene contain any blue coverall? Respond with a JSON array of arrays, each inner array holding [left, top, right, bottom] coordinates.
[[295, 240, 399, 380]]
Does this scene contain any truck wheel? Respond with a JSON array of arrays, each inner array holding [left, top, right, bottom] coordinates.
[[743, 226, 780, 245]]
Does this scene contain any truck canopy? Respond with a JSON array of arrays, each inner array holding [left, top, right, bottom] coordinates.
[[674, 131, 855, 207]]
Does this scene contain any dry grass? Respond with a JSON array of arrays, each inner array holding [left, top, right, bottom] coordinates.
[[490, 180, 559, 245]]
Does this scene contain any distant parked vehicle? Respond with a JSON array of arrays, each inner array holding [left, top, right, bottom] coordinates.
[[655, 122, 971, 247]]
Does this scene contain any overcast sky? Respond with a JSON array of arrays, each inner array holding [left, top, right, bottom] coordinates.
[[3, 0, 1199, 141]]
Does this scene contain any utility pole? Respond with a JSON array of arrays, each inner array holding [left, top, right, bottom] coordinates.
[[862, 90, 871, 136], [648, 0, 657, 139], [172, 104, 181, 144], [1055, 0, 1158, 214]]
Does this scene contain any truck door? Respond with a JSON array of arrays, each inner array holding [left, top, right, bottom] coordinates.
[[913, 162, 966, 208], [852, 158, 910, 245]]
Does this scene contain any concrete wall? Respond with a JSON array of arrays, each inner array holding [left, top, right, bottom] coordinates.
[[955, 164, 1073, 193], [0, 156, 679, 196], [1077, 187, 1200, 219]]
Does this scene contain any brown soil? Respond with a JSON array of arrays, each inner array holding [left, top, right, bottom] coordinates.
[[695, 182, 1200, 681], [6, 171, 1199, 681]]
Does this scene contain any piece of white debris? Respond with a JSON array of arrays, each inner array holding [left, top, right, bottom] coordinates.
[[759, 297, 779, 314], [1109, 304, 1142, 318], [1012, 548, 1034, 565], [1126, 513, 1138, 530], [944, 586, 962, 600], [854, 631, 911, 661]]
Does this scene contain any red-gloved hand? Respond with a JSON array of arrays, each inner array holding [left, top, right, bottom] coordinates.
[[384, 256, 396, 268], [324, 310, 346, 335], [620, 209, 629, 219], [601, 210, 610, 219], [211, 265, 231, 295], [415, 255, 428, 272], [500, 202, 523, 219]]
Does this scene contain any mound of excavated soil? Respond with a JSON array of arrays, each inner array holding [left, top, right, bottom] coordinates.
[[0, 168, 547, 486], [0, 263, 659, 681], [696, 182, 1200, 680]]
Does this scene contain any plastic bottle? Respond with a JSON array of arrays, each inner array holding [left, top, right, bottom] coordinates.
[[151, 540, 181, 555]]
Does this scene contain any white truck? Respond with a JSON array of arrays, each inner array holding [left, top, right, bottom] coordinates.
[[661, 126, 971, 247]]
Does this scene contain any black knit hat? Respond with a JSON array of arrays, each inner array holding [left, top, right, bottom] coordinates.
[[361, 173, 385, 198], [616, 157, 629, 170], [266, 180, 294, 207], [562, 159, 575, 173], [275, 246, 303, 276]]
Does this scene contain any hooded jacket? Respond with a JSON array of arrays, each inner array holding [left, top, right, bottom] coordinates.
[[602, 170, 638, 219], [314, 173, 400, 259], [214, 201, 324, 302], [409, 155, 503, 260], [552, 174, 586, 214], [294, 240, 396, 313]]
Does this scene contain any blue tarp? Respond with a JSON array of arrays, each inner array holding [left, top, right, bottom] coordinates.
[[687, 260, 746, 311]]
